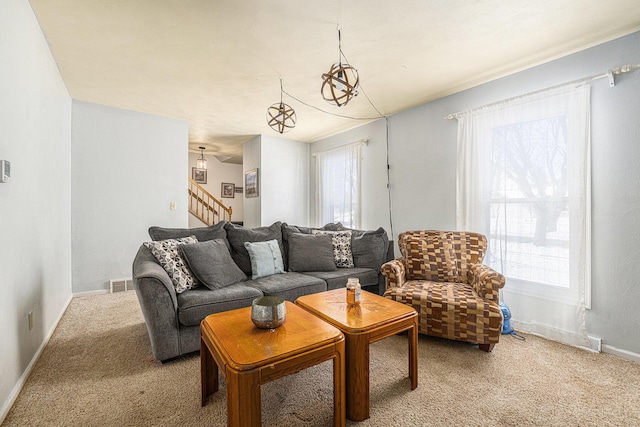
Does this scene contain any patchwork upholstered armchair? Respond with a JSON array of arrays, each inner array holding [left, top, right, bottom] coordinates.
[[381, 230, 506, 352]]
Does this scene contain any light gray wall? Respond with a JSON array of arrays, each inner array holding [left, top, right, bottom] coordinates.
[[311, 119, 391, 233], [187, 153, 243, 227], [242, 134, 310, 227], [242, 136, 262, 227], [0, 0, 72, 419], [71, 101, 189, 293], [384, 32, 640, 355], [260, 134, 310, 226]]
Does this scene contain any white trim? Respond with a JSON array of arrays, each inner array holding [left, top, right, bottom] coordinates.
[[602, 344, 640, 364], [73, 289, 110, 297], [0, 294, 73, 424]]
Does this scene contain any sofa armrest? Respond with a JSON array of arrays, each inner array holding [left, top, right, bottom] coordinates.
[[468, 263, 505, 303], [132, 245, 181, 362], [133, 246, 178, 311], [381, 258, 407, 290]]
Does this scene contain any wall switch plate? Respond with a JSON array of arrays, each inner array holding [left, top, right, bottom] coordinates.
[[1, 160, 10, 183], [28, 311, 33, 331]]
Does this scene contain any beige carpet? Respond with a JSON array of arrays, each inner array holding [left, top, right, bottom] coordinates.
[[3, 291, 639, 427]]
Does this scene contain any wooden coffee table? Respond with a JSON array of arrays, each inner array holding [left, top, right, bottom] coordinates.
[[295, 289, 418, 421], [200, 301, 346, 427]]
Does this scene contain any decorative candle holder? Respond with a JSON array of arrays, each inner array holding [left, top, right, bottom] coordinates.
[[251, 296, 286, 329]]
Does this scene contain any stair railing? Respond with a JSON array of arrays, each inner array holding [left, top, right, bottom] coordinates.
[[188, 177, 232, 225]]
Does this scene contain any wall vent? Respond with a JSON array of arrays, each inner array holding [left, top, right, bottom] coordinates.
[[588, 335, 602, 353], [110, 278, 134, 293]]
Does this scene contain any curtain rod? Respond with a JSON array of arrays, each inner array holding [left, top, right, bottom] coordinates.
[[445, 63, 640, 120]]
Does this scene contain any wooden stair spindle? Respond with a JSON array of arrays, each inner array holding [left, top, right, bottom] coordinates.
[[188, 178, 232, 225]]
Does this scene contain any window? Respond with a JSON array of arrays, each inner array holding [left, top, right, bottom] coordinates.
[[489, 115, 570, 288], [455, 82, 591, 347], [315, 142, 362, 228]]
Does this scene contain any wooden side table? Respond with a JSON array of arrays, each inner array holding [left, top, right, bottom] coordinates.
[[296, 289, 418, 422], [200, 301, 345, 427]]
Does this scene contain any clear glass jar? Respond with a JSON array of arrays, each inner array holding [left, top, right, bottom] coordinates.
[[346, 278, 361, 304]]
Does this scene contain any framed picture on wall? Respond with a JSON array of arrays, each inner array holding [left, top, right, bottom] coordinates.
[[192, 167, 207, 184], [245, 168, 259, 198], [221, 182, 235, 198]]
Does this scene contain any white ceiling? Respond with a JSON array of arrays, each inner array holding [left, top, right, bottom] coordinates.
[[29, 0, 640, 164]]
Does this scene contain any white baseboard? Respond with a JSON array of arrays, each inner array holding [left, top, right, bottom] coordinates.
[[0, 294, 73, 424], [72, 289, 110, 297], [602, 344, 640, 364]]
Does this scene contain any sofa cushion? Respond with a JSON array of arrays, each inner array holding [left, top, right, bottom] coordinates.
[[312, 230, 355, 268], [245, 272, 327, 302], [244, 239, 285, 279], [148, 221, 227, 243], [177, 284, 263, 326], [350, 227, 390, 272], [401, 231, 458, 282], [143, 236, 199, 294], [304, 267, 378, 291], [225, 222, 284, 276], [180, 239, 247, 290], [287, 233, 337, 272]]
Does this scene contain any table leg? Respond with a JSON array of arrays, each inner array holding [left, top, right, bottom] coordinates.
[[226, 370, 261, 427], [345, 333, 370, 421], [201, 336, 218, 406], [333, 339, 346, 427], [408, 316, 418, 390]]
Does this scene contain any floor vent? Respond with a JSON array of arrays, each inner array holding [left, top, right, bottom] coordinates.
[[110, 278, 134, 293], [588, 336, 602, 353]]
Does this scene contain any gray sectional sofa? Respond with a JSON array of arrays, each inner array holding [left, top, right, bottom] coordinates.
[[132, 221, 391, 362]]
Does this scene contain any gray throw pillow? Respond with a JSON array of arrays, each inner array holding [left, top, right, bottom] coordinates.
[[180, 239, 247, 290], [224, 222, 284, 276], [148, 221, 227, 243], [244, 239, 285, 279], [351, 227, 390, 271], [287, 233, 337, 272]]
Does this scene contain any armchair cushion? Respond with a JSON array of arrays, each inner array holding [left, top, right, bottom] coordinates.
[[400, 231, 458, 282]]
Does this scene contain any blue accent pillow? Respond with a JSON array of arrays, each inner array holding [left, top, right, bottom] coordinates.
[[244, 239, 285, 279]]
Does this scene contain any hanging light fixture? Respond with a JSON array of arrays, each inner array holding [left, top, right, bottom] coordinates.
[[321, 29, 359, 107], [196, 146, 207, 169], [266, 79, 297, 134]]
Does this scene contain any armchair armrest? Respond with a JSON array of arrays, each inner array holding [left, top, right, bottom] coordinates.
[[468, 263, 505, 303], [381, 258, 407, 290]]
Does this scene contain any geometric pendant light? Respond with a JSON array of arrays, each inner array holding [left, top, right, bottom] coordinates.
[[266, 79, 297, 134], [320, 29, 359, 107]]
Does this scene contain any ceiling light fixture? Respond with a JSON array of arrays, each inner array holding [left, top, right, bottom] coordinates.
[[266, 79, 297, 134], [321, 29, 359, 107], [196, 146, 207, 169]]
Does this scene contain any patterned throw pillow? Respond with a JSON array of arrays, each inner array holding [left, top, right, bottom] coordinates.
[[143, 236, 199, 293], [311, 230, 354, 268]]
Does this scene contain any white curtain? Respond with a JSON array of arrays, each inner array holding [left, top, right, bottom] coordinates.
[[316, 142, 362, 228], [456, 82, 591, 348]]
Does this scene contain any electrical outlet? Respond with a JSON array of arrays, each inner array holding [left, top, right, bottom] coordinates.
[[170, 202, 176, 211], [28, 311, 33, 331]]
